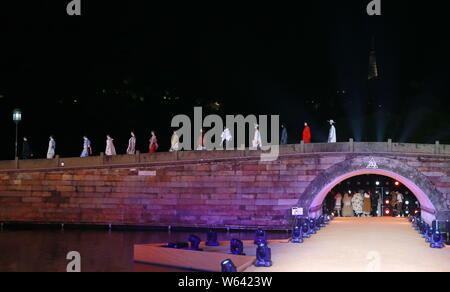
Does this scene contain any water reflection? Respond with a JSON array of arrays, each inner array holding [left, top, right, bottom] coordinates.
[[0, 229, 288, 272]]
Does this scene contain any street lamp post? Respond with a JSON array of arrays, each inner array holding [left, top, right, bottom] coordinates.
[[13, 109, 22, 158]]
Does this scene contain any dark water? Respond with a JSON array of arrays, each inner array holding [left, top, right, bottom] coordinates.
[[0, 229, 288, 272]]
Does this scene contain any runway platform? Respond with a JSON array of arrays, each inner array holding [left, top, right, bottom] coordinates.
[[246, 217, 450, 272]]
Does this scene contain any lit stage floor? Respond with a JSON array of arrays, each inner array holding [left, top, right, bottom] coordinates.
[[246, 217, 450, 272]]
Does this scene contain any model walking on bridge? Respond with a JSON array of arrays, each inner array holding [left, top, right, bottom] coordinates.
[[80, 136, 92, 158], [105, 135, 117, 156], [302, 122, 311, 144], [149, 131, 158, 153], [127, 132, 136, 155], [47, 136, 56, 159], [328, 120, 337, 143]]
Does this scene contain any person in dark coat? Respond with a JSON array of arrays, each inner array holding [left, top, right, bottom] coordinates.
[[371, 192, 380, 217], [22, 137, 33, 159], [280, 125, 288, 145]]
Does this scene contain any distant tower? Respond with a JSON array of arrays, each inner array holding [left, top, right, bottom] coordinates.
[[368, 37, 379, 80]]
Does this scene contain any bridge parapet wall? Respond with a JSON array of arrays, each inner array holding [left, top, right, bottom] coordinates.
[[0, 142, 448, 172]]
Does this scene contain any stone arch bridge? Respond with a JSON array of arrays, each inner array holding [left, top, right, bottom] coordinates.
[[0, 141, 449, 229]]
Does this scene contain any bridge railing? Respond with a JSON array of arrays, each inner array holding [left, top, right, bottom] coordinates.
[[0, 140, 448, 171]]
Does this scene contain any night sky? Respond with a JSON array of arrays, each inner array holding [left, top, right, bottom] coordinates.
[[0, 1, 449, 160]]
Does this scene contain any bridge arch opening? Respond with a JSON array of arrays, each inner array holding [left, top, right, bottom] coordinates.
[[307, 169, 436, 223], [322, 174, 421, 217], [299, 156, 445, 224]]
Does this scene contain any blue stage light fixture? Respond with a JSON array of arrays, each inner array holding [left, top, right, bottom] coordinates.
[[255, 242, 272, 267], [254, 228, 267, 245], [188, 235, 202, 251], [221, 259, 237, 272], [315, 217, 322, 230], [302, 221, 311, 238], [230, 239, 245, 255], [421, 224, 429, 238], [291, 225, 303, 243], [425, 226, 433, 243], [430, 230, 444, 249], [323, 215, 330, 225], [414, 217, 422, 231], [206, 229, 220, 247], [309, 219, 317, 234], [418, 221, 425, 234], [319, 215, 326, 227]]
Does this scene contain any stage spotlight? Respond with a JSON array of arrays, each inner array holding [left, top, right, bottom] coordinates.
[[430, 230, 444, 249], [414, 209, 421, 216], [420, 224, 429, 238], [385, 199, 390, 205], [414, 217, 422, 231], [221, 259, 237, 272], [302, 221, 311, 238], [255, 243, 272, 267], [206, 229, 220, 247], [384, 208, 392, 216], [426, 226, 433, 243], [319, 215, 327, 227], [327, 214, 334, 221], [291, 225, 303, 243], [375, 181, 380, 186], [254, 229, 267, 245], [394, 181, 400, 187], [309, 219, 317, 234], [230, 239, 245, 255], [405, 201, 410, 206], [188, 235, 202, 251], [323, 215, 330, 225], [411, 216, 417, 227], [314, 218, 320, 230]]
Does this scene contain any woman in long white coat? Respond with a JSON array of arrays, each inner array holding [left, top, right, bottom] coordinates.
[[127, 132, 136, 155], [80, 136, 92, 158], [105, 135, 117, 156], [47, 136, 56, 159], [328, 120, 336, 143], [170, 131, 180, 152], [252, 124, 262, 149], [221, 128, 232, 149]]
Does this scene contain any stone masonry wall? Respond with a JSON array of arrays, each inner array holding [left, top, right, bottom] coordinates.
[[0, 152, 449, 229]]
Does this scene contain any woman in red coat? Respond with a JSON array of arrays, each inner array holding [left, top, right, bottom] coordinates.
[[302, 122, 311, 144], [149, 131, 159, 153]]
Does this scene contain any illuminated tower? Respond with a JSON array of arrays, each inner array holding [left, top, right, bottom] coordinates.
[[368, 37, 379, 80]]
